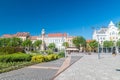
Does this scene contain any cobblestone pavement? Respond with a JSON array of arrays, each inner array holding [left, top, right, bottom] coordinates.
[[55, 54, 120, 80], [0, 55, 82, 80], [0, 58, 65, 80]]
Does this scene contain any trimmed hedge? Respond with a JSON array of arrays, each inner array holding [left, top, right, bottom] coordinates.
[[31, 55, 44, 63], [58, 51, 65, 58], [0, 47, 24, 55], [31, 54, 59, 63], [45, 49, 53, 55], [0, 53, 32, 62]]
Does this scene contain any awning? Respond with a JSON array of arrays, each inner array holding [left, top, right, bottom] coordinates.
[[66, 47, 79, 51]]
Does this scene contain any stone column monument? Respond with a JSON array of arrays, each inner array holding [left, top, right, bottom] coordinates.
[[41, 29, 45, 51]]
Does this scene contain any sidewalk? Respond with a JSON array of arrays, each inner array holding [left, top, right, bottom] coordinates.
[[54, 54, 120, 80]]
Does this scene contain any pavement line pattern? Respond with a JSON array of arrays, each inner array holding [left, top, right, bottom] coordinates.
[[55, 54, 120, 80], [28, 66, 59, 69], [54, 56, 71, 77], [0, 58, 65, 80]]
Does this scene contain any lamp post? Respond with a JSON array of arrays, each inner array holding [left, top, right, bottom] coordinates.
[[115, 41, 118, 54], [97, 35, 100, 59], [98, 43, 100, 59]]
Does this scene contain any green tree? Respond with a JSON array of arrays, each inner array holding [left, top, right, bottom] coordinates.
[[33, 40, 42, 50], [0, 38, 4, 47], [116, 40, 120, 47], [117, 22, 120, 34], [0, 38, 11, 47], [103, 41, 114, 53], [72, 36, 86, 49], [89, 40, 98, 52], [62, 42, 69, 48], [48, 43, 56, 50], [103, 41, 114, 48], [22, 39, 32, 51], [10, 37, 23, 47], [0, 39, 1, 47], [0, 38, 22, 47]]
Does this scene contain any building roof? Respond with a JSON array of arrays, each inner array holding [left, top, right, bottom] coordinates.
[[48, 33, 67, 37], [86, 40, 93, 43], [30, 36, 38, 40], [96, 21, 117, 34], [15, 32, 30, 37], [2, 32, 30, 38], [96, 27, 107, 34], [109, 21, 115, 26], [3, 34, 13, 38]]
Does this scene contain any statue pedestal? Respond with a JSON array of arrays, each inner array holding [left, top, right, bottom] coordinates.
[[41, 41, 45, 51]]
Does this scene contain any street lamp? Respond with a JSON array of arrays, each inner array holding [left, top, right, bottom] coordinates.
[[97, 35, 100, 59], [98, 43, 100, 59]]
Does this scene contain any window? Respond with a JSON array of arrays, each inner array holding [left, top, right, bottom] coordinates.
[[103, 37, 105, 40], [112, 31, 115, 35]]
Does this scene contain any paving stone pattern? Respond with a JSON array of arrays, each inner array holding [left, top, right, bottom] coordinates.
[[0, 55, 82, 80], [55, 54, 120, 80], [0, 58, 65, 80]]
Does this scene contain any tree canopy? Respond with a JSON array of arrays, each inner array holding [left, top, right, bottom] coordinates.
[[89, 40, 98, 50], [62, 42, 69, 48], [33, 40, 42, 47], [48, 43, 56, 50], [72, 36, 86, 49], [103, 41, 114, 48], [22, 39, 32, 47], [0, 38, 22, 47], [117, 22, 120, 34], [116, 40, 120, 47]]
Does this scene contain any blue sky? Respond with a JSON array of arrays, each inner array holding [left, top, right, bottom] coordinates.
[[0, 0, 120, 39]]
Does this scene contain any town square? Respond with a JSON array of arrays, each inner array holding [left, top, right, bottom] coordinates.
[[0, 0, 120, 80]]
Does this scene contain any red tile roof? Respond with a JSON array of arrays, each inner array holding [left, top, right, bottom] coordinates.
[[48, 33, 67, 37], [30, 36, 38, 40], [15, 32, 30, 37], [2, 32, 30, 38], [3, 34, 13, 38], [86, 40, 93, 43]]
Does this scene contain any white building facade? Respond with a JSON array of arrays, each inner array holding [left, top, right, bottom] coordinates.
[[2, 29, 75, 51], [32, 30, 74, 51], [93, 21, 120, 53], [93, 21, 119, 44]]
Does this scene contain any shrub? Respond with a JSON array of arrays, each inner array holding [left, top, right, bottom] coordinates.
[[31, 54, 59, 63], [45, 54, 59, 61], [45, 49, 53, 55], [58, 51, 65, 58], [14, 47, 24, 53], [31, 55, 44, 63], [50, 54, 59, 60], [0, 53, 32, 62], [0, 47, 24, 55], [46, 55, 53, 61], [0, 62, 34, 73], [44, 56, 49, 62]]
